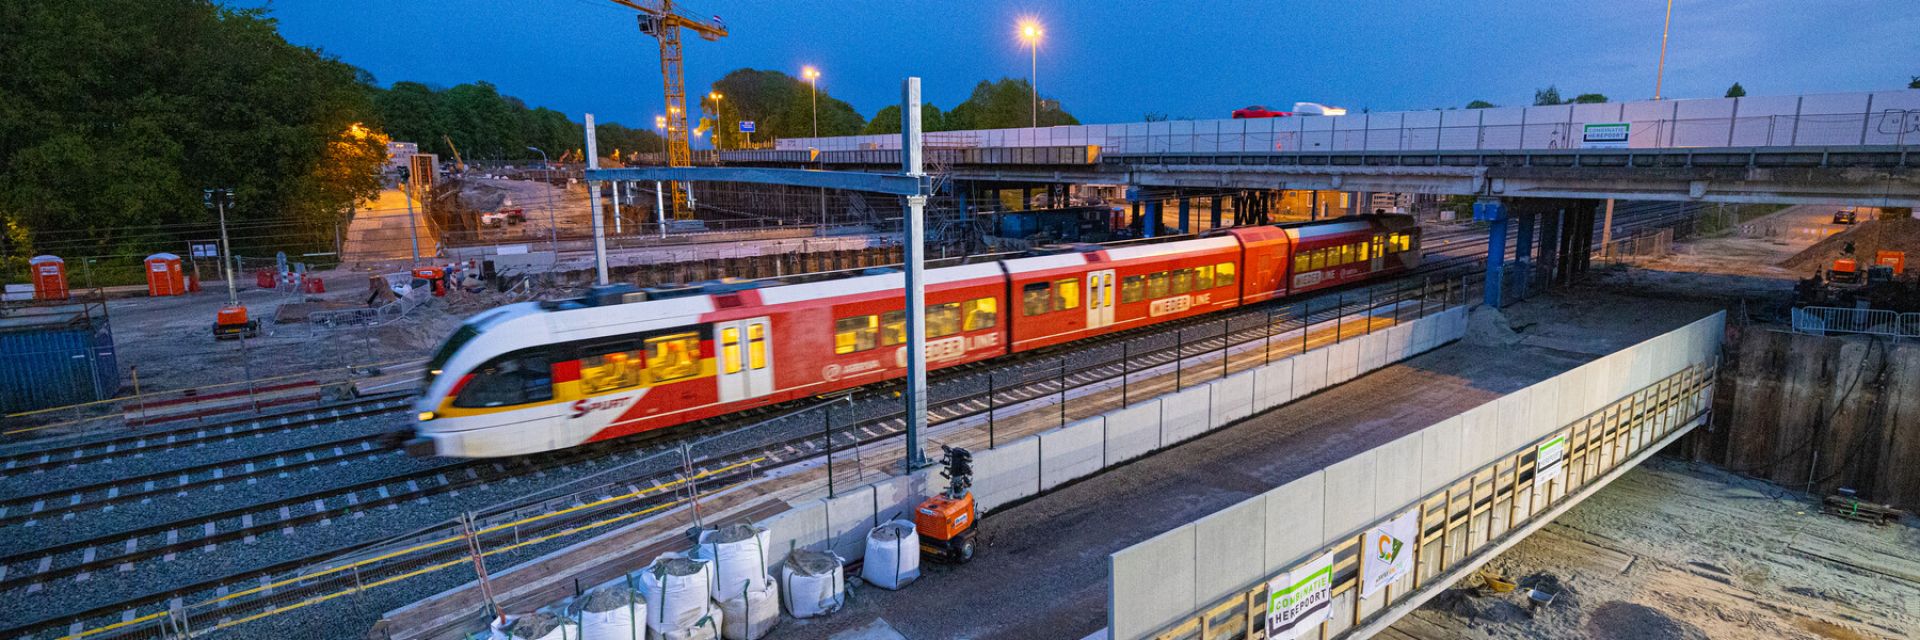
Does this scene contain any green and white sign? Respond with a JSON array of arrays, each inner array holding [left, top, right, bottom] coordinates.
[[1361, 508, 1418, 597], [1267, 551, 1334, 640], [1581, 122, 1631, 149], [1535, 435, 1568, 488]]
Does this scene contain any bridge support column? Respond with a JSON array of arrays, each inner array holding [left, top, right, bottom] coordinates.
[[1479, 198, 1509, 308], [1513, 210, 1536, 300], [1145, 199, 1163, 238], [1536, 204, 1562, 287], [1210, 195, 1222, 229], [1178, 192, 1191, 234]]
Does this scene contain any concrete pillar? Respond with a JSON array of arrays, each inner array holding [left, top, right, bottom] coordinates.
[[1309, 191, 1320, 220], [1178, 193, 1191, 234], [1022, 187, 1033, 210], [1514, 211, 1536, 300], [1536, 204, 1562, 288], [1145, 199, 1162, 238], [1210, 195, 1223, 228], [1482, 199, 1510, 308]]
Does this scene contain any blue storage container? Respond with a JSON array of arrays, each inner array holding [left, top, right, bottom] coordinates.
[[0, 302, 119, 414]]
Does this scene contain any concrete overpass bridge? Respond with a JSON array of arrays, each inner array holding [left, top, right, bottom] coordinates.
[[710, 90, 1920, 209]]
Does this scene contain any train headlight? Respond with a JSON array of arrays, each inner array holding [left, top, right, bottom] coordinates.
[[418, 411, 437, 422]]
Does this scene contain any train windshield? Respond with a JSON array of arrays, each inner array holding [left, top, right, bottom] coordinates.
[[423, 324, 482, 389]]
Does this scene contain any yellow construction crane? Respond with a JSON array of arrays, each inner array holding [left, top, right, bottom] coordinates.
[[608, 0, 727, 220], [441, 134, 466, 173]]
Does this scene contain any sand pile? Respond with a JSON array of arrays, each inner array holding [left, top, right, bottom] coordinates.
[[1779, 215, 1920, 271]]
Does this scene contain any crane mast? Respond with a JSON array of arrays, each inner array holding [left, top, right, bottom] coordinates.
[[611, 0, 726, 221]]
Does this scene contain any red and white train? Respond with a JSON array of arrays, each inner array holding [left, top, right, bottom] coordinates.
[[407, 214, 1420, 458]]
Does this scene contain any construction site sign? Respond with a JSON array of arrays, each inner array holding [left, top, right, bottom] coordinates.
[[1360, 508, 1418, 597], [1267, 551, 1333, 640], [1581, 122, 1631, 149], [1535, 435, 1567, 488]]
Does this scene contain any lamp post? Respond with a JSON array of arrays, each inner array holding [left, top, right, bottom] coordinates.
[[1020, 19, 1043, 128], [707, 92, 725, 150], [1654, 0, 1674, 100], [802, 66, 820, 137], [525, 146, 559, 251]]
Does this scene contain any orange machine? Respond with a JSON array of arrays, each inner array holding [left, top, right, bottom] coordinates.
[[916, 446, 978, 563], [1874, 250, 1906, 276], [1829, 258, 1862, 286], [412, 267, 449, 297], [213, 304, 259, 340]]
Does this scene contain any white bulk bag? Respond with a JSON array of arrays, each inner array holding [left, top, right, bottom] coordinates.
[[716, 582, 780, 640], [860, 519, 920, 590], [780, 550, 845, 618], [573, 581, 646, 640], [488, 613, 521, 640], [508, 611, 578, 640], [634, 553, 714, 634], [650, 610, 721, 640], [693, 523, 772, 599]]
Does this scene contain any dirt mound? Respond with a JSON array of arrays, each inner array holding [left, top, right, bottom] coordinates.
[[1465, 306, 1523, 347], [1584, 601, 1708, 640], [1780, 216, 1920, 271]]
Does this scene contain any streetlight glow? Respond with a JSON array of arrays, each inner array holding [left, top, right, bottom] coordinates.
[[1019, 19, 1042, 42], [1018, 18, 1044, 128], [802, 65, 819, 80]]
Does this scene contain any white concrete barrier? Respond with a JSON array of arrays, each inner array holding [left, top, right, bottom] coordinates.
[[1293, 348, 1330, 397], [1159, 385, 1213, 444], [1110, 526, 1198, 639], [1211, 371, 1255, 426], [1104, 398, 1164, 463], [973, 437, 1040, 512], [1040, 417, 1106, 491], [1253, 357, 1296, 413], [1193, 496, 1268, 604]]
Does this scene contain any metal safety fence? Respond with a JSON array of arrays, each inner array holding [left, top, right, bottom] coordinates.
[[1790, 306, 1920, 339]]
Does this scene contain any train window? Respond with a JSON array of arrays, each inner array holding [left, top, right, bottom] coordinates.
[[1103, 274, 1115, 307], [425, 324, 481, 387], [1359, 241, 1374, 262], [747, 323, 767, 370], [1397, 233, 1414, 252], [1053, 279, 1080, 311], [880, 311, 906, 346], [1294, 253, 1310, 274], [645, 333, 702, 383], [720, 327, 742, 374], [929, 302, 963, 337], [963, 297, 998, 331], [1195, 265, 1214, 290], [1147, 272, 1169, 299], [1171, 269, 1192, 295], [1022, 282, 1053, 316], [835, 316, 878, 354], [581, 347, 644, 393], [1121, 275, 1145, 303], [1216, 262, 1236, 287], [1309, 249, 1326, 271], [453, 353, 553, 408]]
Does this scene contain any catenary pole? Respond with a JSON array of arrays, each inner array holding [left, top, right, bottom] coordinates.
[[584, 114, 610, 285], [901, 77, 931, 470]]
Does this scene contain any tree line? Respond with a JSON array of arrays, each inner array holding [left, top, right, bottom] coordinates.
[[698, 71, 1080, 148]]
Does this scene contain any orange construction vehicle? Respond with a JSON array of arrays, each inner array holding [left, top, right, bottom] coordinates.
[[916, 445, 978, 563], [213, 304, 259, 340], [1874, 250, 1906, 276], [1829, 257, 1863, 286]]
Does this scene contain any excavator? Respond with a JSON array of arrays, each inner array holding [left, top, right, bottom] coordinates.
[[916, 445, 978, 563], [441, 135, 466, 174]]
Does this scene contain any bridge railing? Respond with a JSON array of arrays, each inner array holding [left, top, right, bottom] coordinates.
[[771, 90, 1920, 155]]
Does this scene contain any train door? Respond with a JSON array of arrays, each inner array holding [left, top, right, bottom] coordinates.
[[1370, 235, 1387, 272], [715, 316, 775, 402], [1086, 269, 1116, 328]]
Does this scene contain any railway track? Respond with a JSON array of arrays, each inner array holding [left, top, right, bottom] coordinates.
[[0, 393, 412, 475], [2, 202, 1710, 639]]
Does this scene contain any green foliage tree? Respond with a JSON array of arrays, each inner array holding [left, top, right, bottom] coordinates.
[[0, 1, 386, 267], [704, 69, 864, 148], [1533, 86, 1564, 106], [944, 78, 1080, 130], [1570, 93, 1608, 104], [1725, 83, 1747, 98], [1465, 100, 1496, 109], [370, 82, 657, 160], [862, 104, 948, 135], [1910, 75, 1918, 89]]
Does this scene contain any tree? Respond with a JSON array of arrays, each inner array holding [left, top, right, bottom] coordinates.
[[1910, 76, 1918, 89], [862, 103, 947, 135], [1570, 93, 1608, 104], [1143, 112, 1169, 122], [1465, 100, 1496, 109], [1725, 82, 1747, 98], [368, 82, 658, 160], [0, 1, 386, 264], [1533, 86, 1563, 106], [704, 69, 864, 148], [944, 78, 1080, 130]]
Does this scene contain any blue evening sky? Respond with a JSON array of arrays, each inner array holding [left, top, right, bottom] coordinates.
[[247, 0, 1918, 129]]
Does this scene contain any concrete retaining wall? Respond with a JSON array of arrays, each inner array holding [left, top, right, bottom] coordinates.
[[1108, 311, 1726, 640], [755, 306, 1469, 578]]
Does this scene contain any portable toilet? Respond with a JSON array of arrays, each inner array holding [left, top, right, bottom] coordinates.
[[144, 253, 187, 296], [29, 256, 68, 301]]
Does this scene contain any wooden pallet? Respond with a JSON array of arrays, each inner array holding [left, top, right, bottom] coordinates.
[[1821, 494, 1904, 525]]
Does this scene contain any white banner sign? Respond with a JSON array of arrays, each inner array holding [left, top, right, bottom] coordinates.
[[1266, 551, 1334, 640], [1361, 508, 1418, 597], [1581, 122, 1631, 149], [1535, 435, 1568, 488]]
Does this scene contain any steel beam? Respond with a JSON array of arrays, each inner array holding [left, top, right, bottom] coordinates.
[[584, 166, 928, 196]]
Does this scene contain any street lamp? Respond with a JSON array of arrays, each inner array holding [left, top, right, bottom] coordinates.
[[802, 66, 820, 137], [526, 146, 560, 251], [1019, 18, 1043, 128], [707, 92, 725, 149]]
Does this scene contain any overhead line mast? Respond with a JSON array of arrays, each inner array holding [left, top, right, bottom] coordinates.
[[608, 0, 727, 220]]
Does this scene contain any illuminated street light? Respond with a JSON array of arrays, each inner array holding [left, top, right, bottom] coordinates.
[[707, 92, 726, 149], [655, 114, 667, 129], [1018, 18, 1043, 128], [802, 66, 820, 138]]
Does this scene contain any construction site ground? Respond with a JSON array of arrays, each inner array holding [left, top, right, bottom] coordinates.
[[1587, 204, 1846, 304], [756, 293, 1715, 640], [1386, 457, 1919, 640]]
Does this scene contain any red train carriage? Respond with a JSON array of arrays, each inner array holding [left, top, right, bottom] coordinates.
[[409, 214, 1421, 458]]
